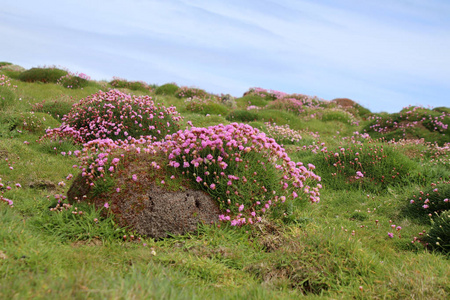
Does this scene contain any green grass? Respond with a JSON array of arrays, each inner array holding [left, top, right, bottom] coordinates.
[[0, 64, 449, 299]]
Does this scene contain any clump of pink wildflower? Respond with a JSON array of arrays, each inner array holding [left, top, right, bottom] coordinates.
[[41, 89, 182, 143]]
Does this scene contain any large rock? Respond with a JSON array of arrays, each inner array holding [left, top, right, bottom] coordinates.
[[67, 155, 220, 239]]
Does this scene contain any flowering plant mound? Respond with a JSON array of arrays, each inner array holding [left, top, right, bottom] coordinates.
[[265, 122, 302, 145], [0, 74, 17, 89], [57, 72, 90, 89], [74, 123, 321, 226], [41, 89, 183, 143], [308, 140, 421, 192], [365, 106, 450, 145], [176, 86, 210, 99], [245, 87, 326, 111], [405, 182, 450, 223]]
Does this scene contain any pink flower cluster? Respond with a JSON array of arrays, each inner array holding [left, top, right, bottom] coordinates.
[[75, 123, 322, 226], [265, 122, 302, 143], [41, 89, 182, 143], [0, 74, 17, 89], [368, 105, 449, 134], [0, 178, 14, 207]]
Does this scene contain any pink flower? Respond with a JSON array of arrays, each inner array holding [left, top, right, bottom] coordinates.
[[210, 183, 216, 190], [104, 202, 109, 208], [388, 232, 394, 238], [196, 176, 202, 183], [292, 191, 298, 198], [132, 174, 137, 181], [238, 204, 244, 212], [116, 188, 121, 193]]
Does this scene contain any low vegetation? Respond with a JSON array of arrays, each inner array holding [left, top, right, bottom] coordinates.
[[0, 64, 449, 299]]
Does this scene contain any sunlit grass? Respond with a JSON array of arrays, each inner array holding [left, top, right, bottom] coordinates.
[[0, 72, 449, 299]]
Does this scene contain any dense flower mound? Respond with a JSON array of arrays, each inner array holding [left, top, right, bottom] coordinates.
[[365, 106, 450, 145], [42, 89, 182, 143], [75, 123, 322, 226], [265, 122, 302, 144]]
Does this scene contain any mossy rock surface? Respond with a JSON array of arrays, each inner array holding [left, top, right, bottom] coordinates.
[[67, 156, 219, 239]]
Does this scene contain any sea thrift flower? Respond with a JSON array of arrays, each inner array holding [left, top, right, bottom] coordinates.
[[132, 174, 137, 181], [388, 232, 394, 238], [104, 202, 109, 208]]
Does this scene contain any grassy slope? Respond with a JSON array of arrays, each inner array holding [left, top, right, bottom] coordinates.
[[0, 70, 449, 299]]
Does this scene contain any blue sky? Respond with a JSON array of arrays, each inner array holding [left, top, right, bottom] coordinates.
[[1, 0, 449, 112]]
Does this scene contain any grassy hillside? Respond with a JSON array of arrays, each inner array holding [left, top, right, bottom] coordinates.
[[1, 65, 449, 299]]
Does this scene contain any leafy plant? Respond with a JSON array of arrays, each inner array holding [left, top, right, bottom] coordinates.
[[425, 210, 450, 254], [155, 83, 179, 95], [405, 183, 450, 223], [226, 110, 261, 122], [110, 78, 150, 92], [18, 67, 68, 83], [58, 74, 89, 89]]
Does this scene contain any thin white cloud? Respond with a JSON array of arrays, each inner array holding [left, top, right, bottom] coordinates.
[[0, 0, 449, 112]]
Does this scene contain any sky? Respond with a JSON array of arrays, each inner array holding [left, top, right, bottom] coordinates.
[[1, 0, 449, 113]]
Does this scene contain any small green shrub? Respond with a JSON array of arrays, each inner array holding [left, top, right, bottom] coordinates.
[[226, 110, 261, 122], [110, 78, 150, 92], [238, 94, 269, 108], [433, 107, 450, 114], [185, 98, 228, 115], [58, 74, 89, 89], [18, 67, 68, 83], [32, 98, 74, 120], [0, 85, 16, 109], [353, 103, 372, 118], [321, 109, 353, 123], [155, 83, 179, 95], [425, 210, 450, 254], [0, 62, 12, 67]]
